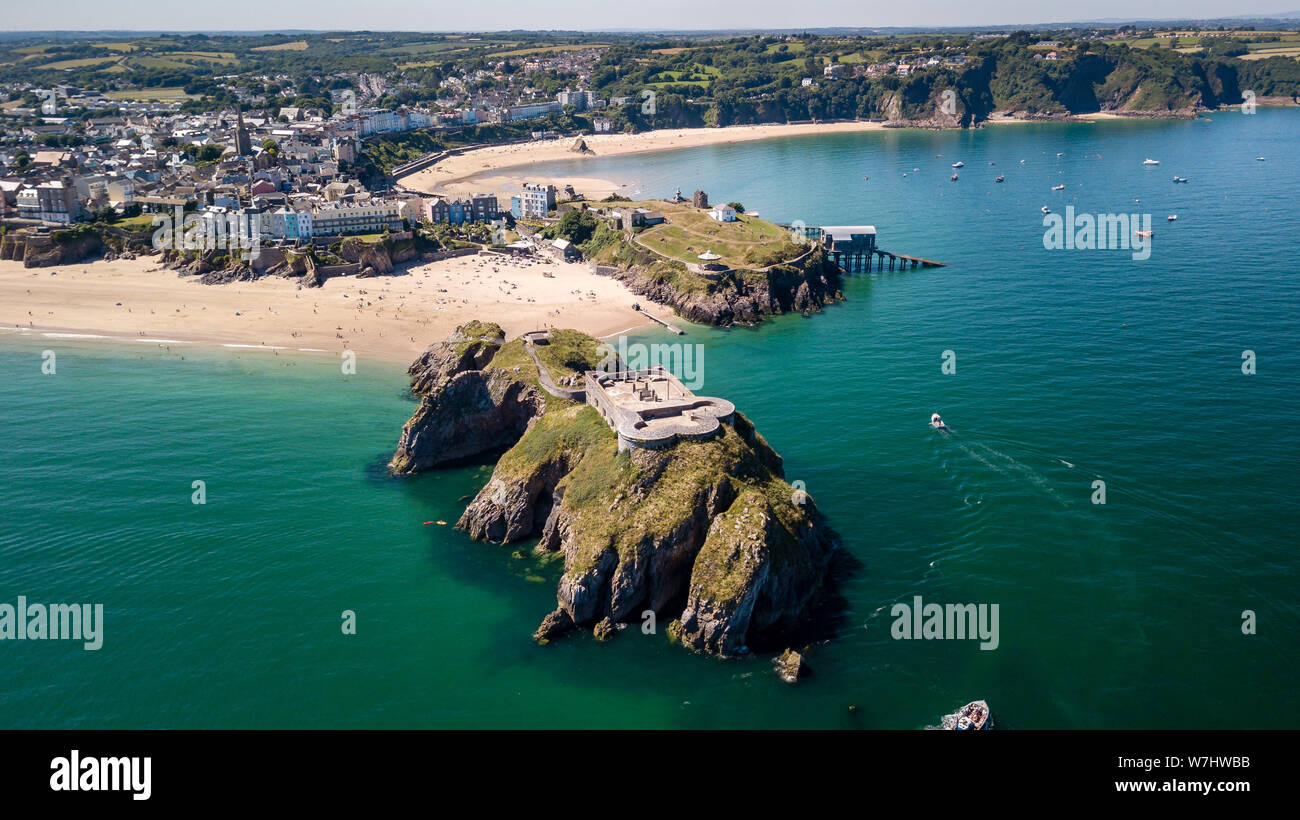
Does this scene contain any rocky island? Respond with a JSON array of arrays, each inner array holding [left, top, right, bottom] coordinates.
[[391, 321, 840, 657]]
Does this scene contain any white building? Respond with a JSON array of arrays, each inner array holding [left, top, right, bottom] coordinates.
[[518, 182, 556, 218], [310, 200, 403, 236], [708, 204, 737, 223]]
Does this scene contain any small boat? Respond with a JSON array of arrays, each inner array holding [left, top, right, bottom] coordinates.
[[1051, 184, 1065, 191], [1143, 158, 1160, 165], [1135, 230, 1154, 238], [952, 161, 964, 168], [930, 413, 949, 432], [1167, 214, 1178, 221], [1256, 156, 1266, 161], [1041, 206, 1051, 214], [949, 700, 991, 730], [995, 175, 1004, 183], [989, 161, 996, 166], [1172, 176, 1189, 183], [950, 173, 959, 181]]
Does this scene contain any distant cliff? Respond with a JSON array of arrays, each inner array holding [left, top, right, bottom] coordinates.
[[391, 323, 840, 657], [0, 223, 152, 268]]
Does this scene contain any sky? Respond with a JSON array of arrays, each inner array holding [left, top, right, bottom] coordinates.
[[1, 1, 1297, 32]]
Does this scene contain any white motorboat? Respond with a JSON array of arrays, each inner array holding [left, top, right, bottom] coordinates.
[[1167, 214, 1178, 221], [1041, 205, 1051, 213], [930, 413, 949, 432], [949, 700, 991, 730], [952, 161, 964, 168], [1143, 158, 1160, 165], [1052, 184, 1065, 191]]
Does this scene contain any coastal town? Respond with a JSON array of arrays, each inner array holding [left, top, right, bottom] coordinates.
[[1, 2, 1298, 785], [2, 24, 1297, 248]]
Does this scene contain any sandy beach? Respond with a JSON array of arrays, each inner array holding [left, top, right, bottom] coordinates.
[[0, 253, 673, 364], [402, 121, 891, 201]]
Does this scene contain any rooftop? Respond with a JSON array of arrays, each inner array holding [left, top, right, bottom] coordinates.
[[586, 365, 735, 450]]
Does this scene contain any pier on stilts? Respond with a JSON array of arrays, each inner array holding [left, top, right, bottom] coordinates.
[[782, 224, 944, 273]]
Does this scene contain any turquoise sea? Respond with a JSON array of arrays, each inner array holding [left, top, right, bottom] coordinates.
[[2, 110, 1297, 728]]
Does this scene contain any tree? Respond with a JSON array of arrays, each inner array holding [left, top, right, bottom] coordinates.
[[547, 209, 599, 245]]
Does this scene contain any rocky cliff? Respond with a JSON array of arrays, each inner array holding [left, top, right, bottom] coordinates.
[[390, 322, 546, 473], [393, 323, 840, 657], [604, 244, 844, 328], [1, 227, 103, 267]]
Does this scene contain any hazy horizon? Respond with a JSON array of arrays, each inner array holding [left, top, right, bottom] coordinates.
[[2, 2, 1299, 34]]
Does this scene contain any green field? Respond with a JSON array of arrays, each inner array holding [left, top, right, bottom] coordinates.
[[104, 87, 198, 101], [629, 201, 801, 269], [36, 56, 121, 70], [251, 40, 309, 52]]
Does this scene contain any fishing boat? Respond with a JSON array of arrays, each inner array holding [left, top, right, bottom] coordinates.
[[1172, 176, 1189, 183], [1135, 229, 1154, 238], [951, 173, 959, 181], [1052, 184, 1065, 191], [952, 161, 964, 168], [995, 175, 1004, 183], [930, 413, 949, 432], [1143, 158, 1160, 165], [949, 700, 991, 730]]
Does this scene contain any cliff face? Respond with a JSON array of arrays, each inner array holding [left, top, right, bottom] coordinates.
[[394, 324, 840, 657], [1, 229, 103, 268], [606, 245, 844, 328], [389, 322, 546, 474]]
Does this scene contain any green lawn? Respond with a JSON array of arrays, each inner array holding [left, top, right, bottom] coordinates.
[[629, 201, 801, 269], [104, 87, 197, 101]]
